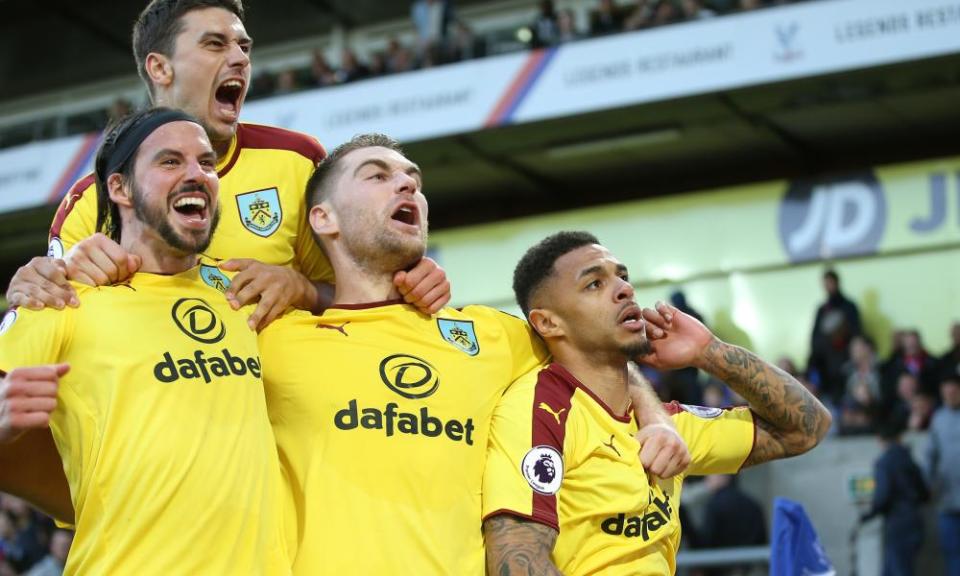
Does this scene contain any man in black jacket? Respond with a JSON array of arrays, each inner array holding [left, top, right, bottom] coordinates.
[[861, 419, 930, 576]]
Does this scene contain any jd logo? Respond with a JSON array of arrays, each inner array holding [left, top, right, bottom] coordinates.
[[171, 298, 226, 344], [778, 172, 886, 262], [379, 354, 440, 399]]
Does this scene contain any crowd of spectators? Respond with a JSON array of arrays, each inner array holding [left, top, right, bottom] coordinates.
[[247, 0, 807, 99]]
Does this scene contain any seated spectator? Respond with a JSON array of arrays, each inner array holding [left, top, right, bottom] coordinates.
[[0, 496, 50, 574], [367, 51, 390, 76], [25, 530, 72, 576], [107, 98, 134, 123], [739, 0, 763, 9], [556, 9, 583, 43], [839, 371, 879, 435], [337, 49, 370, 83], [310, 49, 339, 87], [651, 0, 682, 26], [889, 372, 921, 431], [590, 0, 626, 35]]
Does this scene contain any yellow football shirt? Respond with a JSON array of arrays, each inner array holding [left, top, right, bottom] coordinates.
[[0, 267, 289, 575], [258, 301, 548, 575], [483, 363, 756, 576], [49, 123, 333, 283]]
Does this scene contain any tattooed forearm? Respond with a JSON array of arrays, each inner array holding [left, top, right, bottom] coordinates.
[[483, 515, 562, 576], [697, 339, 831, 466]]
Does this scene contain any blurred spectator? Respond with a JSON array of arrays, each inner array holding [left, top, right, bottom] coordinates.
[[776, 356, 799, 377], [808, 269, 862, 405], [106, 98, 133, 123], [926, 376, 960, 576], [337, 49, 370, 84], [680, 0, 717, 19], [739, 0, 763, 10], [274, 69, 299, 95], [556, 9, 583, 43], [0, 496, 49, 574], [651, 0, 683, 26], [590, 0, 626, 35], [24, 530, 71, 576], [939, 322, 960, 381], [908, 393, 936, 432], [699, 475, 766, 575], [367, 51, 389, 77], [837, 336, 880, 435], [386, 38, 416, 73], [530, 0, 561, 48], [882, 330, 938, 405], [664, 289, 705, 404], [624, 0, 657, 30], [411, 0, 454, 59], [861, 418, 929, 576], [310, 49, 339, 87], [446, 20, 485, 62]]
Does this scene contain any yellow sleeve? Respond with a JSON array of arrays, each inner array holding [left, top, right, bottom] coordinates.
[[49, 176, 98, 255], [497, 311, 550, 382], [483, 370, 563, 528], [669, 403, 755, 476], [0, 306, 72, 371]]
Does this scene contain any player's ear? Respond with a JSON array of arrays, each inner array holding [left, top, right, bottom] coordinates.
[[145, 52, 173, 89], [309, 202, 338, 239], [107, 174, 133, 208], [529, 308, 565, 339]]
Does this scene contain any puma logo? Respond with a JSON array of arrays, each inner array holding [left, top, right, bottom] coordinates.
[[602, 434, 620, 457], [538, 402, 566, 425], [316, 321, 350, 336]]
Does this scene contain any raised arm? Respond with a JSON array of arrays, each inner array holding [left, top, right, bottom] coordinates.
[[641, 302, 831, 468], [483, 515, 562, 576]]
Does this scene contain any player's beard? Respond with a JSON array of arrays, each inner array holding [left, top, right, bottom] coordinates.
[[340, 209, 427, 274], [132, 181, 221, 256], [620, 336, 652, 360]]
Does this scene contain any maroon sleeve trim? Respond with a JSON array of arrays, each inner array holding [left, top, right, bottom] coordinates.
[[236, 123, 326, 163], [737, 409, 760, 473], [482, 509, 561, 533], [49, 173, 95, 240], [530, 367, 575, 530]]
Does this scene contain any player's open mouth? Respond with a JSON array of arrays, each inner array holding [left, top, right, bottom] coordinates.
[[172, 194, 210, 228], [617, 305, 644, 331], [390, 203, 420, 229], [215, 79, 245, 120]]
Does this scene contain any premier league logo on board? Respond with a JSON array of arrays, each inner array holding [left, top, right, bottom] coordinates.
[[437, 319, 479, 356], [236, 188, 282, 237], [200, 264, 231, 293]]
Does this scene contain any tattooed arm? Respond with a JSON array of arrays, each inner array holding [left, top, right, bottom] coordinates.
[[483, 515, 562, 576], [640, 302, 831, 467]]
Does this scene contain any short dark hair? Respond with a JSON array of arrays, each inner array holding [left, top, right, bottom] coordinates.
[[133, 0, 245, 97], [304, 133, 404, 210], [513, 231, 599, 318], [94, 107, 201, 242], [823, 269, 839, 283]]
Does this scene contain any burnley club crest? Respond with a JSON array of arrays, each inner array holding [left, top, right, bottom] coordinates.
[[437, 318, 479, 356], [236, 188, 282, 237]]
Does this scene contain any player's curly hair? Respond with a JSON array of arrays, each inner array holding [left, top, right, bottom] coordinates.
[[304, 133, 405, 209], [513, 231, 600, 319], [133, 0, 245, 98]]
